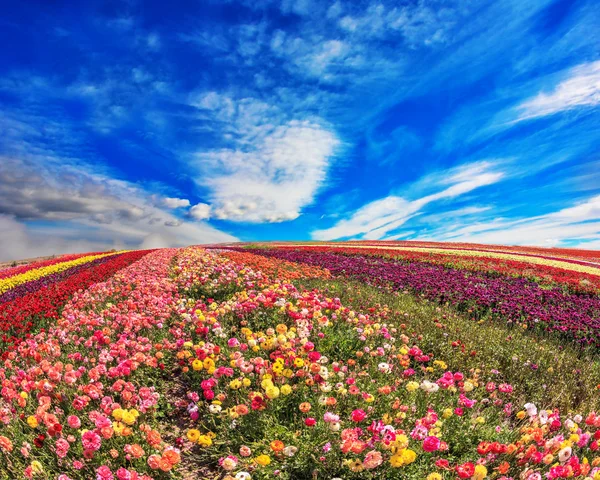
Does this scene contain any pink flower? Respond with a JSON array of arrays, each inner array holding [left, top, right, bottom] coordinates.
[[82, 431, 102, 451], [305, 417, 316, 427], [96, 466, 114, 480], [362, 450, 383, 469], [116, 468, 137, 480], [55, 438, 70, 458], [351, 409, 367, 422], [423, 436, 441, 452], [239, 445, 252, 457], [67, 415, 81, 429]]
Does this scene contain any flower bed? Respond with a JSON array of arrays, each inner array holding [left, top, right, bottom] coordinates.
[[240, 248, 600, 347], [0, 250, 152, 350]]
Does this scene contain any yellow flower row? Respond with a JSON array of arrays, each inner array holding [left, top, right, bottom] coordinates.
[[0, 251, 125, 294], [289, 244, 600, 277]]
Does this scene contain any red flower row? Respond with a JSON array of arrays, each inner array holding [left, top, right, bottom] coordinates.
[[0, 250, 152, 353]]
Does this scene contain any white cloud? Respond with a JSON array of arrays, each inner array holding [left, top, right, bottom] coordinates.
[[421, 195, 600, 247], [515, 60, 600, 122], [196, 119, 339, 223], [161, 197, 191, 209], [312, 161, 504, 240], [190, 90, 340, 223], [190, 203, 211, 220]]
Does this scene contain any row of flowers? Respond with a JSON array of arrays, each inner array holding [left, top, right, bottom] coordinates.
[[346, 241, 600, 263], [238, 247, 600, 347], [0, 250, 151, 351], [3, 244, 600, 479], [280, 244, 600, 277], [261, 245, 600, 294], [0, 252, 106, 280], [0, 251, 125, 294]]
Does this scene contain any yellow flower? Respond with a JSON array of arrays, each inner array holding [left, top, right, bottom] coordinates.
[[197, 434, 213, 447], [31, 461, 43, 474], [390, 453, 404, 467], [121, 411, 136, 425], [203, 358, 215, 370], [255, 454, 271, 466], [265, 386, 280, 399], [473, 464, 487, 480], [27, 416, 38, 428], [427, 474, 442, 480], [406, 381, 419, 392], [187, 429, 200, 443], [442, 408, 453, 419], [113, 422, 125, 436], [516, 410, 527, 420], [192, 359, 203, 371], [346, 458, 364, 472], [242, 378, 252, 387], [391, 435, 409, 452], [463, 381, 474, 392], [400, 449, 416, 465], [281, 384, 292, 396]]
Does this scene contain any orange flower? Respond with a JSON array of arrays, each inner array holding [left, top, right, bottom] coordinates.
[[497, 462, 510, 474], [299, 402, 311, 413], [163, 448, 181, 466], [146, 429, 162, 447], [270, 440, 284, 452], [0, 436, 13, 452], [147, 454, 162, 470]]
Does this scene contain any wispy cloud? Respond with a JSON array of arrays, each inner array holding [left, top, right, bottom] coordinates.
[[312, 161, 504, 240], [422, 194, 600, 248], [514, 60, 600, 122]]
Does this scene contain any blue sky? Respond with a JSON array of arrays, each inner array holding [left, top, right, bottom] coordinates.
[[0, 0, 599, 259]]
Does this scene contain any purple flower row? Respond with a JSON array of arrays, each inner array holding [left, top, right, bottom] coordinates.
[[0, 255, 119, 304], [241, 248, 600, 347]]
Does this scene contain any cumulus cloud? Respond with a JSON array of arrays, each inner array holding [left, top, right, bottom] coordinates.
[[515, 60, 600, 122], [197, 120, 339, 223], [312, 161, 504, 240], [189, 203, 211, 220], [190, 91, 340, 223], [160, 197, 191, 209]]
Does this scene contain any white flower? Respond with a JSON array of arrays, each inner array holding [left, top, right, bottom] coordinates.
[[378, 362, 391, 374], [329, 422, 341, 432], [208, 404, 222, 414], [420, 380, 439, 393], [558, 446, 572, 463], [539, 410, 549, 425], [574, 414, 582, 424], [282, 446, 298, 457], [524, 402, 537, 417]]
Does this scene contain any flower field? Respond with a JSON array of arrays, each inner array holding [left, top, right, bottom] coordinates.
[[1, 243, 600, 479]]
